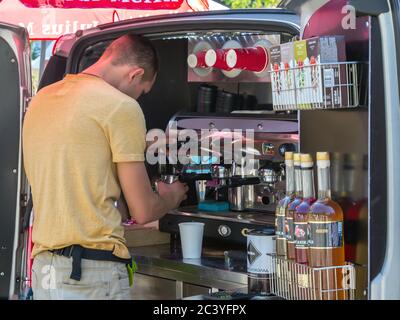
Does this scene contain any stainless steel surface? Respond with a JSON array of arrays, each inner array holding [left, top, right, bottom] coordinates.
[[228, 161, 259, 211], [129, 245, 248, 291], [246, 183, 277, 212], [170, 206, 275, 225], [131, 274, 177, 300], [228, 186, 246, 211], [160, 113, 297, 242], [259, 168, 279, 183], [245, 184, 255, 208], [182, 284, 283, 300], [248, 273, 271, 296], [183, 283, 215, 298], [195, 180, 207, 202], [160, 174, 179, 184], [212, 165, 230, 180], [131, 274, 215, 300]]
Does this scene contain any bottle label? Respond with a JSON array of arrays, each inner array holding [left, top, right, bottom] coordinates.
[[308, 221, 343, 248], [294, 222, 308, 248], [286, 216, 295, 242]]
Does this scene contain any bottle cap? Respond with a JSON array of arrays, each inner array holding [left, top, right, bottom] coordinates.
[[332, 152, 342, 161], [316, 152, 330, 161], [344, 153, 357, 167], [301, 154, 313, 168], [285, 152, 294, 161], [293, 153, 301, 167], [300, 153, 313, 163]]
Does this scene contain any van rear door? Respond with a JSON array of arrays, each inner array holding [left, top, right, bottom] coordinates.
[[0, 23, 31, 299]]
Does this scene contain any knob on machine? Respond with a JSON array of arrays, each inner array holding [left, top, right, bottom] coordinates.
[[218, 225, 232, 237]]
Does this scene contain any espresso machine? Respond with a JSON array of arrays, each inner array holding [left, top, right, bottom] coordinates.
[[158, 112, 298, 246]]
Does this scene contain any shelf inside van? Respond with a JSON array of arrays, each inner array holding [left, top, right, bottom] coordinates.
[[269, 61, 368, 111]]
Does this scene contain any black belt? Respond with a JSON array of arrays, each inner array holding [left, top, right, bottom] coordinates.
[[50, 245, 132, 281]]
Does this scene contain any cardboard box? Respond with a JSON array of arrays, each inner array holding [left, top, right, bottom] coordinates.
[[270, 45, 282, 108], [293, 36, 348, 109], [305, 36, 347, 108], [272, 36, 349, 110], [293, 40, 309, 109], [280, 41, 296, 109]]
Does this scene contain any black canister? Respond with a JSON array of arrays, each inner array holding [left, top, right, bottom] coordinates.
[[197, 84, 217, 113], [247, 229, 276, 296]]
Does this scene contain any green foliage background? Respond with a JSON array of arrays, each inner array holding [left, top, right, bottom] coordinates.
[[220, 0, 280, 9]]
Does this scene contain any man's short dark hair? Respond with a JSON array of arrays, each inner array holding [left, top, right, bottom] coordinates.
[[103, 33, 158, 81]]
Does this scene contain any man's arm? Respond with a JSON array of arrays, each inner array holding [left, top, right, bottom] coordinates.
[[116, 193, 131, 222], [117, 162, 187, 225]]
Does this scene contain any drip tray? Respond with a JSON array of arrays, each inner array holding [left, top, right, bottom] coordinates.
[[172, 206, 275, 225]]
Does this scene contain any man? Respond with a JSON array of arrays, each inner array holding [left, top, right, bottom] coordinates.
[[22, 34, 188, 300]]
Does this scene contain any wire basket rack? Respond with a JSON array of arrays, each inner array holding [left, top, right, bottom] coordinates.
[[268, 254, 356, 300], [269, 61, 367, 111]]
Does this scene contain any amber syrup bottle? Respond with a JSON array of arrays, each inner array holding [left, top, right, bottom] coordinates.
[[286, 153, 303, 260], [308, 152, 345, 300], [294, 154, 316, 299], [339, 154, 361, 263], [275, 152, 295, 256], [295, 154, 316, 264], [275, 152, 295, 298]]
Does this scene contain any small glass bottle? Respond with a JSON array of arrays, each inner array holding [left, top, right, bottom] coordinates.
[[286, 153, 303, 260], [294, 154, 316, 265], [275, 152, 295, 256], [308, 152, 345, 300], [337, 154, 361, 263]]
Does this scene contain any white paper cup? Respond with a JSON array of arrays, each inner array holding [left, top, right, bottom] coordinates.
[[179, 222, 204, 259]]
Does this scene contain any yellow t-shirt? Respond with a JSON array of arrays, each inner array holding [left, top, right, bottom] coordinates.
[[22, 73, 147, 259]]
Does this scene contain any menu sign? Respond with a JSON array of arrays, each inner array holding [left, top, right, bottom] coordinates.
[[0, 0, 205, 39], [19, 0, 184, 10]]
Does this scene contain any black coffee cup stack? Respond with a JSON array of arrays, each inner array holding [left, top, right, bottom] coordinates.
[[241, 94, 258, 111], [216, 90, 238, 113], [197, 85, 259, 113], [197, 84, 218, 113]]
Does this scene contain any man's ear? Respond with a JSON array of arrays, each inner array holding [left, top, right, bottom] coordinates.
[[128, 67, 145, 83]]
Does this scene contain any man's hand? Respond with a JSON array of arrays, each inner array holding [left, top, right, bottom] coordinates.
[[156, 181, 188, 209], [117, 162, 188, 225]]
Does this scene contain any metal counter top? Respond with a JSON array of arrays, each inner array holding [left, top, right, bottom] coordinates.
[[170, 206, 276, 225], [129, 244, 248, 291]]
